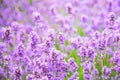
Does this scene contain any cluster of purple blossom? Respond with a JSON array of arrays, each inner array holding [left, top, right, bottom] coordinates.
[[0, 0, 120, 80]]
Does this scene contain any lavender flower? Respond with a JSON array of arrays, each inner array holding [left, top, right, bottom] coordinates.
[[68, 58, 78, 72], [0, 0, 120, 80]]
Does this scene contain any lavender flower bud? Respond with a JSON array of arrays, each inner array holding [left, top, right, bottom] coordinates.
[[14, 67, 22, 79], [68, 58, 78, 72], [66, 3, 73, 14], [102, 66, 111, 79], [68, 72, 79, 80], [58, 32, 65, 44]]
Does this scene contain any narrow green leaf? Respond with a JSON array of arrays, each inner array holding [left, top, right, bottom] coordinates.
[[55, 38, 61, 51], [111, 70, 116, 77], [77, 27, 84, 37], [55, 43, 61, 51], [29, 0, 32, 4], [65, 40, 70, 46], [64, 72, 73, 80], [95, 56, 102, 76], [22, 74, 27, 80], [70, 50, 84, 80], [0, 0, 3, 4], [102, 54, 111, 67]]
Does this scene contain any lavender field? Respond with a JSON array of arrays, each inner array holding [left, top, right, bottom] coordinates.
[[0, 0, 120, 80]]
